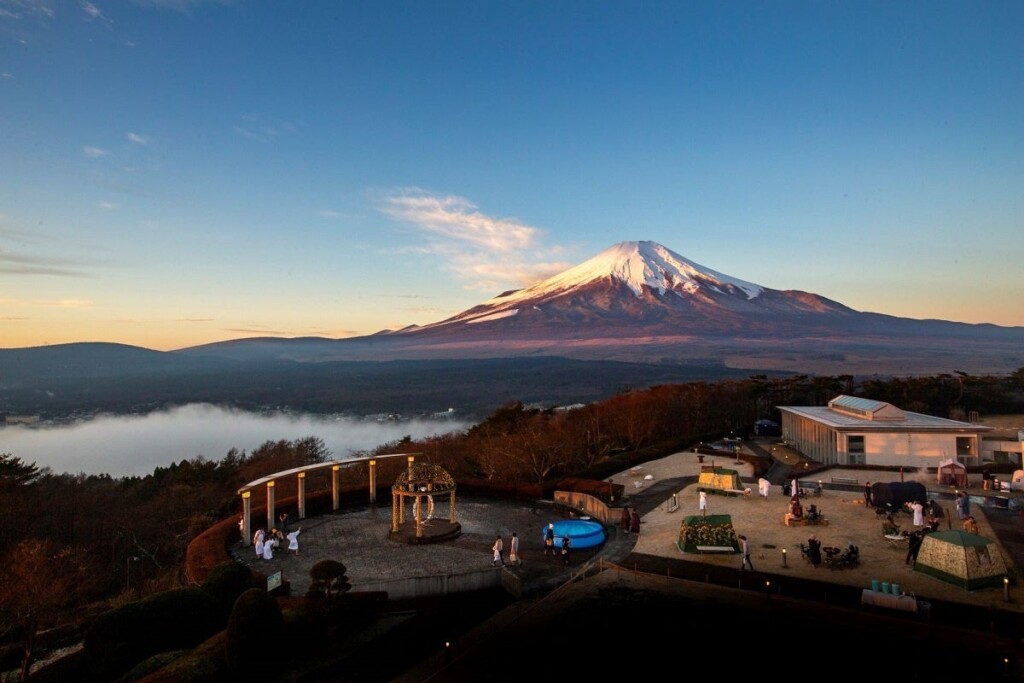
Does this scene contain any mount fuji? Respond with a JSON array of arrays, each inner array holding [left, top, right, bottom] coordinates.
[[179, 240, 1024, 376], [404, 240, 855, 337]]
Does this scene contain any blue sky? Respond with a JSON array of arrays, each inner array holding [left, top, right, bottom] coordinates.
[[2, 1, 1022, 351]]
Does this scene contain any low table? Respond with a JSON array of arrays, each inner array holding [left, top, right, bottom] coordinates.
[[861, 589, 918, 613]]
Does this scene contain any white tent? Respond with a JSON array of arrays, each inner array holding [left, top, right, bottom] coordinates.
[[936, 458, 968, 487]]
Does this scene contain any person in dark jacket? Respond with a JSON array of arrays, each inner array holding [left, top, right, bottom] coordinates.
[[906, 530, 925, 565], [807, 534, 822, 567]]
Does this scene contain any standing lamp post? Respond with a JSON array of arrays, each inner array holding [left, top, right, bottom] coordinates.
[[782, 548, 787, 568]]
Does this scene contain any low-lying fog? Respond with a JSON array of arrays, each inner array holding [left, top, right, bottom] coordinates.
[[1, 403, 472, 478]]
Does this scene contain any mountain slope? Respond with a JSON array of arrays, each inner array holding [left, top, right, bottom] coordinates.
[[169, 240, 1024, 374], [5, 241, 1021, 418], [386, 240, 1014, 340], [409, 240, 811, 333]]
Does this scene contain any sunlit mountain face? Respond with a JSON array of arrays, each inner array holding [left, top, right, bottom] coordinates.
[[168, 239, 1023, 376], [403, 240, 859, 339]]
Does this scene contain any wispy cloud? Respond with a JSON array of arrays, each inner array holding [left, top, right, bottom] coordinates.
[[83, 145, 109, 158], [128, 0, 234, 12], [78, 0, 115, 30], [126, 131, 149, 145], [233, 114, 296, 142], [0, 249, 93, 277], [0, 297, 93, 308], [318, 209, 342, 219], [450, 255, 570, 292], [377, 189, 538, 252], [80, 1, 100, 19], [79, 1, 113, 26], [375, 188, 570, 291], [98, 201, 117, 210], [0, 1, 55, 22]]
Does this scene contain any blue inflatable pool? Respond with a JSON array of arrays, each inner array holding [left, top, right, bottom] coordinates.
[[543, 519, 606, 549]]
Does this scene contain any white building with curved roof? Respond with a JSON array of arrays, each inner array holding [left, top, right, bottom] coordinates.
[[777, 395, 992, 468]]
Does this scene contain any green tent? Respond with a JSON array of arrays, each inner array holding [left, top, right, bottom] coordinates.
[[697, 467, 742, 495], [913, 530, 1008, 591]]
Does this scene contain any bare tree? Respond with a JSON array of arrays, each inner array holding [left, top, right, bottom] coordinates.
[[0, 539, 87, 682]]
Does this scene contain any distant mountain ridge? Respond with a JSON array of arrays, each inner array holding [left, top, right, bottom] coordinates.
[[2, 241, 1023, 414], [175, 240, 1024, 374]]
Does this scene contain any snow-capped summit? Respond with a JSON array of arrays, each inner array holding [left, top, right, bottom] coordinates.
[[487, 240, 763, 305], [412, 239, 852, 335]]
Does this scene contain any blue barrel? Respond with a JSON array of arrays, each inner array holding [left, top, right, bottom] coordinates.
[[871, 579, 880, 592], [881, 582, 890, 594], [892, 583, 901, 595]]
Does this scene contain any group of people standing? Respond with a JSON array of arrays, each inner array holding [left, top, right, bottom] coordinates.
[[540, 524, 572, 565], [252, 513, 301, 561], [492, 531, 524, 567], [492, 526, 577, 567]]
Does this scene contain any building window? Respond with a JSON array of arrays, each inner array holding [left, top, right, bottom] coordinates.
[[848, 435, 865, 454]]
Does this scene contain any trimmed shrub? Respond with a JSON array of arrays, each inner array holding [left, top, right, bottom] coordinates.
[[201, 560, 258, 618], [307, 559, 351, 603], [226, 588, 284, 679], [184, 514, 242, 586], [84, 588, 223, 681]]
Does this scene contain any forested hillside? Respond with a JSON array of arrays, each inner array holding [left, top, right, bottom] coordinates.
[[1, 370, 1022, 680]]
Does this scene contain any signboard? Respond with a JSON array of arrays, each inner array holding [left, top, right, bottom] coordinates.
[[266, 570, 282, 592]]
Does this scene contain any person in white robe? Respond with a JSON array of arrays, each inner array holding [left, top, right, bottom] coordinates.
[[262, 537, 276, 560], [254, 530, 265, 559], [910, 501, 924, 527], [286, 528, 301, 556], [758, 478, 770, 498]]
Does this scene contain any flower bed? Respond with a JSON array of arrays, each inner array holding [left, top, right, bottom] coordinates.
[[677, 514, 739, 553]]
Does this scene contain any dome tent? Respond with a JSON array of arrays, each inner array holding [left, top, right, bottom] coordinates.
[[697, 466, 741, 495], [913, 530, 1008, 591]]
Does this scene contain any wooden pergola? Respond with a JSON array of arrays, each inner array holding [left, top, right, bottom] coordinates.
[[391, 461, 457, 539], [236, 452, 420, 546]]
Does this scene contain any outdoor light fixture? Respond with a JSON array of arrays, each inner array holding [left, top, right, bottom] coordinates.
[[267, 480, 275, 488], [1004, 576, 1010, 602], [242, 491, 250, 499], [782, 548, 787, 567]]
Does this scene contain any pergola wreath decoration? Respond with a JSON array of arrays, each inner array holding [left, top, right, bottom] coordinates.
[[391, 462, 457, 538]]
